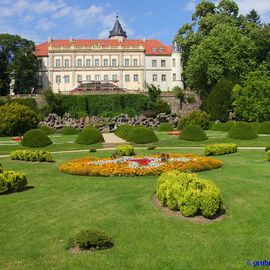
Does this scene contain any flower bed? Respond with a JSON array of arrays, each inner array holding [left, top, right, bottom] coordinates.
[[59, 153, 223, 177]]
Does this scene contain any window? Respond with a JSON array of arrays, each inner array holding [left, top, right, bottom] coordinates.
[[173, 59, 176, 67], [152, 48, 157, 52], [125, 74, 130, 82], [161, 60, 166, 67], [161, 74, 166, 81], [77, 59, 82, 67], [56, 75, 61, 83], [86, 59, 91, 67], [134, 74, 139, 82], [152, 74, 157, 82], [152, 60, 157, 67], [86, 75, 91, 82], [95, 59, 100, 67], [124, 59, 130, 67], [38, 75, 43, 85], [55, 59, 60, 68], [180, 58, 183, 66], [173, 73, 176, 81], [103, 59, 109, 67], [112, 74, 118, 81], [160, 48, 164, 52], [133, 59, 138, 66], [64, 59, 69, 67], [64, 75, 69, 83], [38, 59, 42, 68], [112, 59, 117, 67], [95, 75, 100, 81], [104, 75, 109, 81], [77, 75, 82, 82]]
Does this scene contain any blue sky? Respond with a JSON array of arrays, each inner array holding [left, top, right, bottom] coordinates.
[[0, 0, 269, 45]]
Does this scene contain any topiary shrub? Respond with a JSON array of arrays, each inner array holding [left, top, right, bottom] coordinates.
[[0, 163, 2, 173], [39, 126, 55, 135], [219, 121, 235, 132], [267, 150, 270, 161], [211, 122, 223, 131], [156, 170, 224, 218], [126, 127, 158, 144], [10, 150, 53, 162], [228, 122, 257, 140], [21, 129, 52, 148], [114, 145, 135, 157], [157, 122, 173, 132], [61, 126, 79, 135], [204, 143, 237, 156], [115, 124, 133, 140], [265, 146, 270, 152], [178, 110, 210, 130], [179, 125, 208, 141], [0, 170, 28, 194], [67, 229, 113, 251], [0, 103, 39, 136], [249, 122, 261, 133], [75, 127, 104, 145], [258, 121, 270, 134]]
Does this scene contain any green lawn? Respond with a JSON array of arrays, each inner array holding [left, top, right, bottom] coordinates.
[[0, 149, 269, 270]]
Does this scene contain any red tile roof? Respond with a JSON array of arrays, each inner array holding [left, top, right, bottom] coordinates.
[[35, 39, 172, 57]]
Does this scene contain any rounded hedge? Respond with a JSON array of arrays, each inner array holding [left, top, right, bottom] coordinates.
[[67, 229, 113, 251], [228, 122, 257, 140], [157, 122, 173, 132], [115, 124, 132, 139], [249, 122, 261, 133], [219, 121, 235, 132], [21, 129, 52, 148], [211, 122, 223, 131], [180, 125, 208, 141], [115, 144, 135, 156], [126, 127, 158, 144], [258, 121, 270, 134], [0, 103, 39, 136], [75, 127, 104, 145], [157, 170, 224, 218], [39, 126, 55, 135], [61, 126, 79, 135]]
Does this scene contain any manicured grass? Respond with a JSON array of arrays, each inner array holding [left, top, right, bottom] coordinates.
[[0, 149, 269, 269], [0, 135, 102, 155]]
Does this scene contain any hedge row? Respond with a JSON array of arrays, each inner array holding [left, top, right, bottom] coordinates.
[[54, 94, 150, 116], [0, 170, 28, 194], [204, 144, 237, 156], [157, 170, 223, 218], [10, 150, 53, 162]]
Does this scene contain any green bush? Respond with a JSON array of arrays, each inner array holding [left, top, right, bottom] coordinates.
[[228, 122, 257, 140], [0, 170, 28, 194], [39, 126, 55, 135], [205, 76, 236, 122], [61, 126, 79, 135], [115, 125, 133, 139], [89, 148, 97, 152], [267, 150, 270, 161], [21, 129, 52, 148], [10, 150, 53, 162], [258, 121, 270, 134], [148, 146, 156, 150], [0, 98, 7, 106], [249, 122, 261, 133], [0, 103, 39, 136], [219, 121, 235, 132], [204, 143, 237, 156], [154, 100, 171, 114], [156, 170, 223, 218], [211, 122, 223, 131], [126, 127, 158, 144], [75, 127, 104, 145], [157, 122, 173, 132], [0, 163, 2, 173], [67, 229, 113, 250], [180, 125, 208, 141], [11, 98, 38, 112], [265, 146, 270, 152], [115, 145, 135, 156], [178, 110, 210, 130]]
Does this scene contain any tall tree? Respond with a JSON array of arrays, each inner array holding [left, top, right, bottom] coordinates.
[[0, 34, 38, 96]]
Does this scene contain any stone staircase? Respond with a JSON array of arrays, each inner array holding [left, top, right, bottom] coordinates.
[[102, 133, 128, 148]]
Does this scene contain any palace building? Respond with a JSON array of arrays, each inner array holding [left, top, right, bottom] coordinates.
[[35, 17, 184, 93]]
